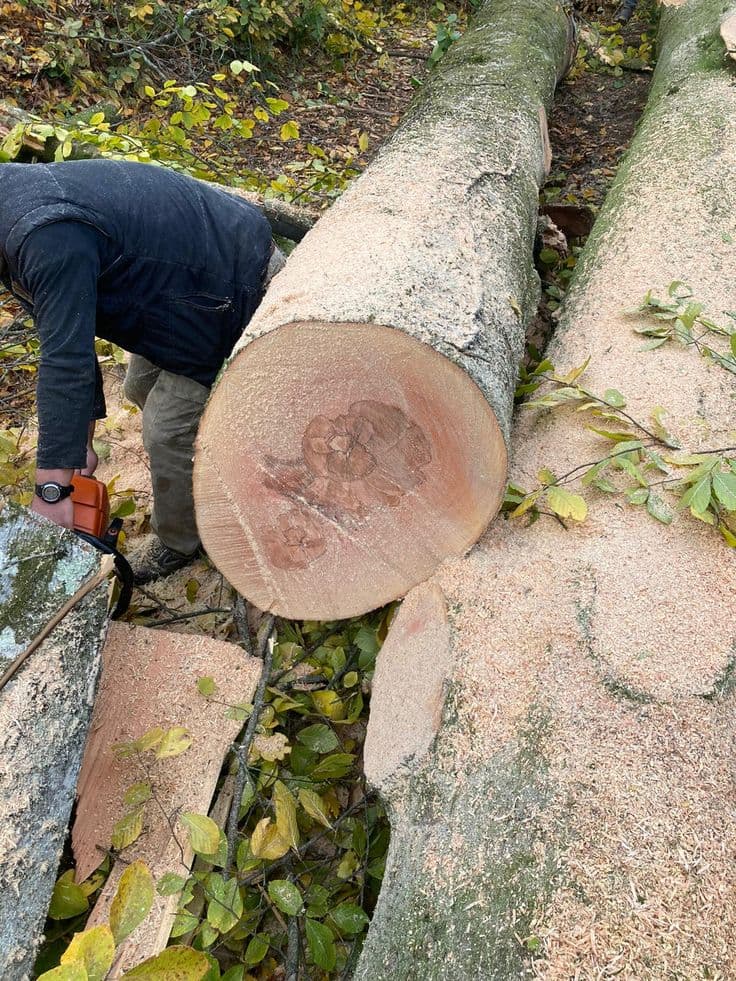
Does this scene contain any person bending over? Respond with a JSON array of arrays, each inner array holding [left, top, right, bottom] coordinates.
[[0, 159, 285, 583]]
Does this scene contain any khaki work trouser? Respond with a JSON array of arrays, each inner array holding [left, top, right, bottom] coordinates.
[[123, 355, 209, 555]]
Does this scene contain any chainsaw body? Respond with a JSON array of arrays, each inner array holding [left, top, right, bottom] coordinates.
[[71, 474, 110, 538], [70, 475, 133, 618]]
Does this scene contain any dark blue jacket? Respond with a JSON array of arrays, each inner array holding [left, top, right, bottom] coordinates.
[[0, 160, 272, 469]]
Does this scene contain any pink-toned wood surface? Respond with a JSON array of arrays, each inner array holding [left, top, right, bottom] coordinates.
[[73, 623, 261, 974], [195, 322, 507, 621]]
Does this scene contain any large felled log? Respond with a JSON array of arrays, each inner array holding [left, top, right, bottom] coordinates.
[[0, 507, 109, 979], [193, 0, 576, 620], [357, 2, 736, 976]]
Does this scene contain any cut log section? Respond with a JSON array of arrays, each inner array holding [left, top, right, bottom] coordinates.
[[194, 0, 576, 620], [0, 506, 109, 979], [356, 1, 736, 976], [76, 623, 261, 975]]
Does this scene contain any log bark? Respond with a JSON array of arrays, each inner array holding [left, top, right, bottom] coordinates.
[[357, 2, 736, 976], [0, 506, 109, 980], [193, 0, 576, 620]]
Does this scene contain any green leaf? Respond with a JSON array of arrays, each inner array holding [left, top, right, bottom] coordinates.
[[305, 919, 337, 971], [297, 724, 339, 754], [60, 925, 115, 981], [124, 782, 152, 807], [679, 474, 712, 516], [180, 812, 221, 855], [206, 872, 243, 933], [155, 726, 192, 759], [111, 808, 145, 851], [591, 477, 618, 493], [713, 472, 736, 511], [273, 780, 300, 851], [121, 945, 211, 978], [110, 860, 154, 944], [112, 497, 137, 518], [197, 676, 216, 697], [545, 486, 588, 521], [185, 578, 199, 604], [602, 388, 626, 408], [330, 902, 369, 935], [354, 626, 379, 654], [586, 426, 636, 443], [157, 872, 187, 896], [298, 788, 333, 828], [268, 879, 303, 916], [311, 752, 356, 781], [169, 911, 199, 938], [265, 97, 289, 113], [244, 934, 270, 967], [646, 492, 673, 524], [221, 969, 245, 981], [626, 487, 649, 505], [49, 871, 90, 920]]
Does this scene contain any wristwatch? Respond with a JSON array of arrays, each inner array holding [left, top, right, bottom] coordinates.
[[35, 481, 74, 504]]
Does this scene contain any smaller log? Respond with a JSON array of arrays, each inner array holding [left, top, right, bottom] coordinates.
[[0, 506, 109, 979], [76, 623, 261, 975]]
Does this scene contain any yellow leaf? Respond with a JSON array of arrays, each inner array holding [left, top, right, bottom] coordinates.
[[546, 485, 588, 521], [37, 966, 88, 981], [155, 726, 192, 759], [121, 945, 210, 978], [134, 726, 165, 753], [358, 131, 369, 152], [250, 817, 290, 860], [111, 808, 144, 851], [273, 780, 300, 851], [110, 861, 154, 945], [298, 788, 332, 829], [180, 812, 220, 855], [510, 492, 539, 519], [60, 925, 114, 981], [279, 120, 300, 141], [312, 690, 345, 721]]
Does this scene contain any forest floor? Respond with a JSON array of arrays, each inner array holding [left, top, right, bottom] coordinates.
[[0, 1, 661, 976]]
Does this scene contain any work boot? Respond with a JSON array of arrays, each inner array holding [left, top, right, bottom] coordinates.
[[129, 535, 201, 585]]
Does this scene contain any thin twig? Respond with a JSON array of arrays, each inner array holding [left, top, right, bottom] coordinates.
[[225, 614, 276, 876], [286, 912, 301, 981]]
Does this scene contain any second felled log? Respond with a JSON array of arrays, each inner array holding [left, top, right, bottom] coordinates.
[[194, 0, 576, 620]]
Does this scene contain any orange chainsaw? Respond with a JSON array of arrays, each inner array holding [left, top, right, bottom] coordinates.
[[71, 474, 133, 618]]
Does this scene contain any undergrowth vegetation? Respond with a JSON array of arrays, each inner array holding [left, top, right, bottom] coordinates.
[[35, 612, 393, 980]]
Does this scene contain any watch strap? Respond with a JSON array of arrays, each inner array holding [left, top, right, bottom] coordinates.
[[35, 481, 74, 503]]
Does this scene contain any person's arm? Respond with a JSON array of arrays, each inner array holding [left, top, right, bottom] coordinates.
[[16, 222, 102, 528]]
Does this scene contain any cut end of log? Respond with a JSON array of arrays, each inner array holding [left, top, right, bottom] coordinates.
[[194, 322, 507, 619], [722, 12, 736, 60]]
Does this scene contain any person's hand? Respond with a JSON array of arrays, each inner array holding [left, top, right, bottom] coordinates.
[[79, 443, 99, 477], [31, 494, 75, 530]]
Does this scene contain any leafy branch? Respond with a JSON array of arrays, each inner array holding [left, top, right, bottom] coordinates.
[[506, 353, 736, 545]]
